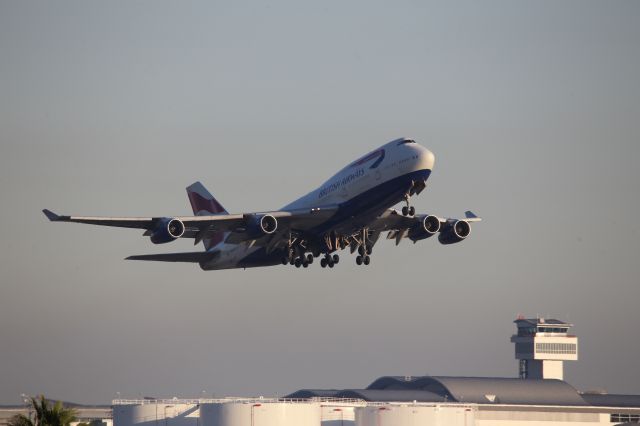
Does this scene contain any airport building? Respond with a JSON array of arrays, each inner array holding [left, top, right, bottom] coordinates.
[[3, 317, 639, 426]]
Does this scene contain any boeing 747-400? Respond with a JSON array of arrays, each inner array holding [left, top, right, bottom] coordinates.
[[44, 138, 481, 270]]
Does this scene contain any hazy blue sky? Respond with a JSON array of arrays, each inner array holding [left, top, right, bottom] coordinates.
[[1, 1, 639, 404]]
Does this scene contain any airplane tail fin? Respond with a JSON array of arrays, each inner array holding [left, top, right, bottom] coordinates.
[[186, 181, 228, 250]]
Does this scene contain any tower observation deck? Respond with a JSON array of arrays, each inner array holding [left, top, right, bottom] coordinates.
[[511, 316, 578, 380]]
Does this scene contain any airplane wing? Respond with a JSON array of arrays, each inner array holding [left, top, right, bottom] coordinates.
[[126, 251, 219, 263], [369, 209, 482, 245], [42, 206, 338, 245]]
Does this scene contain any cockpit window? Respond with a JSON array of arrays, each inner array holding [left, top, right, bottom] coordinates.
[[397, 139, 416, 145]]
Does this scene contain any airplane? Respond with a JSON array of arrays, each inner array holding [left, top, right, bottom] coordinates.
[[43, 138, 481, 270]]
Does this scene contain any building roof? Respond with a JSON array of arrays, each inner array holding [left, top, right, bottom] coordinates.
[[285, 389, 342, 399], [515, 318, 572, 327], [336, 389, 445, 402], [581, 393, 640, 408], [366, 376, 588, 406]]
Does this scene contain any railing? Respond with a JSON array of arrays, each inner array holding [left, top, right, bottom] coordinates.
[[112, 397, 366, 406]]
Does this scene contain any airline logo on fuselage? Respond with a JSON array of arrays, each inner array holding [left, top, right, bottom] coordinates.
[[319, 168, 365, 199]]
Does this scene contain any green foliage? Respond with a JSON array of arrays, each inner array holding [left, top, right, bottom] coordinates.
[[8, 414, 34, 426], [13, 395, 78, 426]]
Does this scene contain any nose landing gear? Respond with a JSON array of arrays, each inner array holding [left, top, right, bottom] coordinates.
[[401, 193, 415, 216]]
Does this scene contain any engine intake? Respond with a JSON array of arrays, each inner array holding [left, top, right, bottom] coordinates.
[[408, 215, 441, 242], [244, 214, 278, 237], [150, 218, 185, 244], [438, 220, 471, 245]]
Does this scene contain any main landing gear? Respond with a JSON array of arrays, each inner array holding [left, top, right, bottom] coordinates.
[[320, 253, 340, 268], [355, 245, 371, 266], [353, 228, 372, 266], [281, 235, 316, 268], [282, 253, 315, 268]]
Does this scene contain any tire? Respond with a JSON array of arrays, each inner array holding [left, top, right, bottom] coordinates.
[[295, 258, 301, 268], [281, 257, 288, 265], [358, 246, 365, 256], [333, 254, 339, 263], [320, 258, 327, 268], [402, 206, 408, 216], [409, 206, 415, 216], [363, 256, 370, 265], [306, 254, 314, 263], [328, 261, 334, 268], [356, 256, 362, 265], [303, 262, 308, 268]]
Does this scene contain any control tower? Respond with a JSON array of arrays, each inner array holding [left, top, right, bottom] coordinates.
[[510, 316, 578, 380]]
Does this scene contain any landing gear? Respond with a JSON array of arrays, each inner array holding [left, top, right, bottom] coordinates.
[[320, 253, 338, 268], [354, 228, 373, 266], [357, 245, 372, 256], [401, 193, 415, 216]]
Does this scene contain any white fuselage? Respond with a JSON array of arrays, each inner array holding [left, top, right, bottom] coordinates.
[[201, 138, 435, 270]]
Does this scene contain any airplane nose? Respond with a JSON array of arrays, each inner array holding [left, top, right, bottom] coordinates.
[[420, 148, 435, 170]]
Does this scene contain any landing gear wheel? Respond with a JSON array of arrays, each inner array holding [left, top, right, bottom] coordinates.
[[356, 256, 363, 265], [366, 246, 372, 255], [409, 206, 415, 216], [294, 258, 302, 268], [332, 254, 340, 264], [303, 261, 309, 268], [363, 255, 370, 265], [402, 206, 409, 216], [328, 260, 334, 268], [358, 246, 365, 256], [320, 258, 327, 268], [281, 257, 288, 265], [306, 254, 314, 264]]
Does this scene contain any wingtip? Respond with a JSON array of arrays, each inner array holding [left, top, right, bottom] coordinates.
[[42, 209, 59, 221], [464, 210, 482, 221]]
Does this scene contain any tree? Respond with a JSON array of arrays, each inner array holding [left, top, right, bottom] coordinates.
[[8, 396, 78, 426]]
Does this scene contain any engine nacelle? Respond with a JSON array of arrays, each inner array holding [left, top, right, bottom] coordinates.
[[150, 218, 185, 244], [438, 220, 471, 245], [244, 214, 278, 238], [408, 215, 441, 242]]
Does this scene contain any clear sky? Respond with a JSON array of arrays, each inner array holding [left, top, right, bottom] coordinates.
[[1, 0, 639, 404]]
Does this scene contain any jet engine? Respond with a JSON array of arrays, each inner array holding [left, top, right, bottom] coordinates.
[[149, 218, 185, 244], [408, 215, 441, 242], [438, 220, 471, 245], [244, 214, 278, 237]]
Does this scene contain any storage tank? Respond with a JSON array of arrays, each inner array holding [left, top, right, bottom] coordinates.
[[113, 402, 199, 426], [200, 401, 320, 426], [355, 403, 475, 426], [320, 401, 366, 425]]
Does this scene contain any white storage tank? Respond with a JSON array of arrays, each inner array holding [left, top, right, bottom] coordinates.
[[200, 401, 320, 426], [355, 403, 476, 426], [113, 402, 199, 426], [320, 401, 366, 425]]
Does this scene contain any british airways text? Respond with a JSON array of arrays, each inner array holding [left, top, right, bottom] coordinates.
[[318, 168, 365, 199]]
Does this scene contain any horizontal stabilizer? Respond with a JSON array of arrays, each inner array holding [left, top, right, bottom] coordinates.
[[126, 251, 218, 263]]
